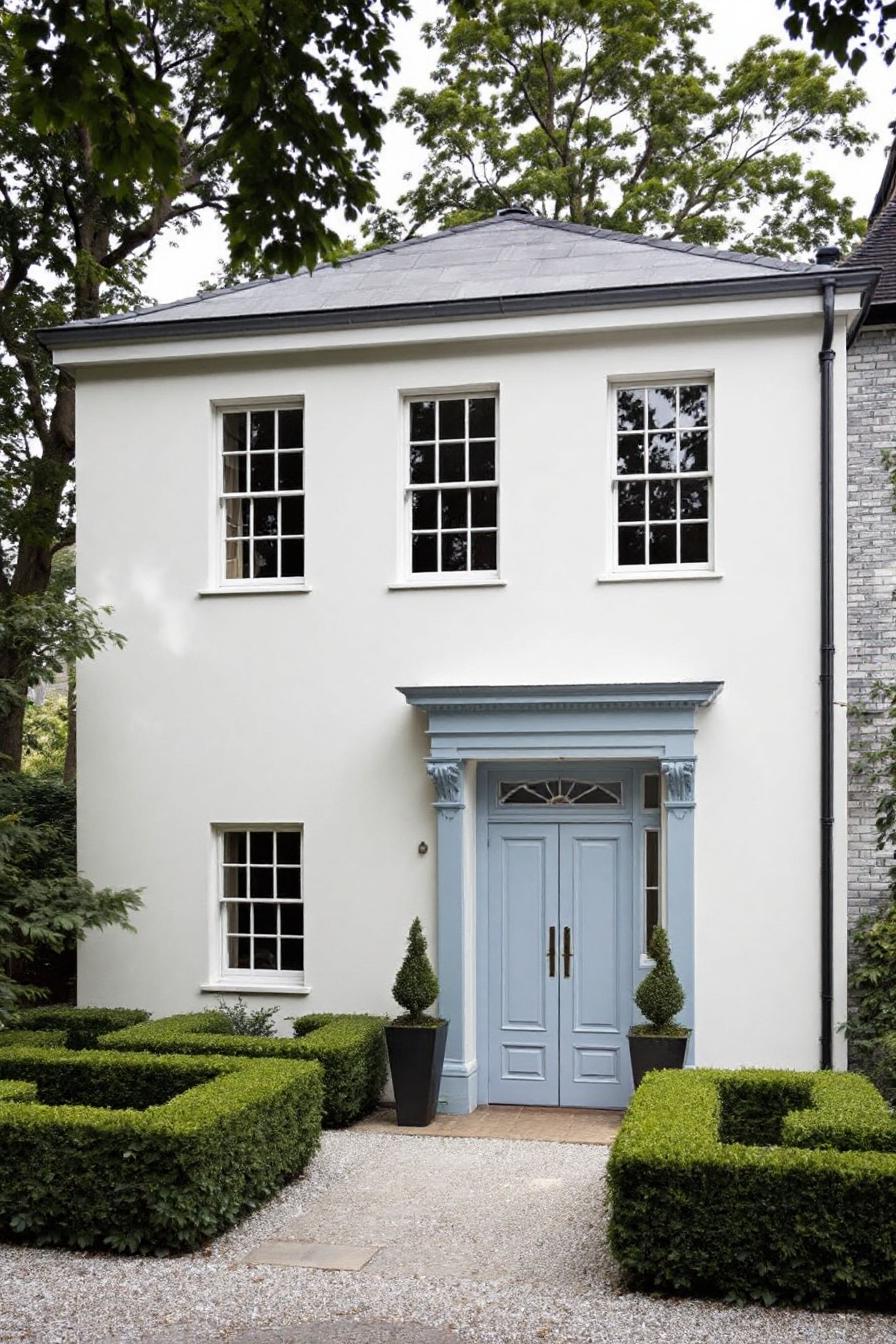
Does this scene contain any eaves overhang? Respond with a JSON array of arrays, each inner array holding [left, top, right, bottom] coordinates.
[[37, 268, 879, 353]]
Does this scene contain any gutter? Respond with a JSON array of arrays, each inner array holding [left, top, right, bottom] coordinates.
[[819, 273, 836, 1070], [36, 266, 880, 352]]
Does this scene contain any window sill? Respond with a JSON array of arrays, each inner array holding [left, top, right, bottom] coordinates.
[[198, 585, 311, 598], [200, 982, 313, 996], [388, 577, 506, 591], [596, 570, 723, 585]]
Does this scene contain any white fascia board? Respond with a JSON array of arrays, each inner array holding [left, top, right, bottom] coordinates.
[[51, 286, 867, 370]]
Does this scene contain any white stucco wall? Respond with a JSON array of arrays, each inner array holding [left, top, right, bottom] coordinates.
[[69, 298, 850, 1071]]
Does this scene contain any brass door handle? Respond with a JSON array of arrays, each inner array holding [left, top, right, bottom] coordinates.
[[547, 925, 556, 978], [562, 926, 572, 978]]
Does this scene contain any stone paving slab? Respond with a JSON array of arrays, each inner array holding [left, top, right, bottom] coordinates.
[[244, 1242, 380, 1271], [356, 1105, 621, 1145]]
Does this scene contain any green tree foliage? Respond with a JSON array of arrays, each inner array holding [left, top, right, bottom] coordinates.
[[0, 0, 409, 770], [375, 0, 870, 255], [21, 695, 67, 779], [634, 926, 685, 1030], [776, 0, 896, 72], [392, 917, 440, 1023], [0, 772, 141, 1021]]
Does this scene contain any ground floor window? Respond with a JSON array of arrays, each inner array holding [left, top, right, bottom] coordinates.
[[215, 826, 303, 984]]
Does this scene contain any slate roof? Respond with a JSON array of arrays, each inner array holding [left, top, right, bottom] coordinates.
[[41, 210, 862, 350], [848, 146, 896, 309]]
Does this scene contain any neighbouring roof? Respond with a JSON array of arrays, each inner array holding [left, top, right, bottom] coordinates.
[[39, 210, 869, 351], [848, 146, 896, 318]]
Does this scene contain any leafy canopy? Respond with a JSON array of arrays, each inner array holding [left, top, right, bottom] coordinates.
[[0, 773, 141, 1021], [776, 0, 896, 73], [375, 0, 871, 257]]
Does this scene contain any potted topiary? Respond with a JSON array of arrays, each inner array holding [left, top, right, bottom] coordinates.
[[628, 926, 690, 1088], [385, 917, 448, 1126]]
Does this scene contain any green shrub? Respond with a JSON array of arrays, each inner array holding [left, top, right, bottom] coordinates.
[[608, 1068, 896, 1308], [12, 1005, 150, 1049], [215, 996, 277, 1037], [99, 1011, 387, 1127], [0, 1079, 37, 1102], [392, 917, 439, 1024], [0, 1047, 323, 1252], [847, 900, 896, 1098], [632, 927, 685, 1032], [0, 1028, 66, 1049]]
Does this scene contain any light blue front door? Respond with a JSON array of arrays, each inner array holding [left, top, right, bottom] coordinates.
[[488, 822, 633, 1108]]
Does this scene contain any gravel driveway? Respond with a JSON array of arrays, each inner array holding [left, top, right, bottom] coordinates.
[[0, 1130, 892, 1344]]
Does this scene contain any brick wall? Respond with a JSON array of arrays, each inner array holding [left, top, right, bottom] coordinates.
[[847, 324, 896, 928]]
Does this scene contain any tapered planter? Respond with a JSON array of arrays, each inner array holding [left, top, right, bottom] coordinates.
[[385, 1019, 449, 1126], [628, 1031, 690, 1090]]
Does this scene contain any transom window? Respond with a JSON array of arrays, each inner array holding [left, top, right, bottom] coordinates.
[[218, 828, 303, 981], [407, 393, 498, 575], [221, 406, 304, 583], [498, 778, 623, 806], [614, 383, 711, 569]]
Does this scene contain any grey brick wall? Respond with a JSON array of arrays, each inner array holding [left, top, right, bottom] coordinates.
[[847, 325, 896, 927]]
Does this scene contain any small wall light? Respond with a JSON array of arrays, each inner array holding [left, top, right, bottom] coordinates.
[[418, 841, 429, 855]]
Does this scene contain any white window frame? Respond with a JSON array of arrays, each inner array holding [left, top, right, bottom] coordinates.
[[208, 399, 308, 595], [609, 377, 715, 578], [398, 387, 501, 587], [205, 824, 308, 993]]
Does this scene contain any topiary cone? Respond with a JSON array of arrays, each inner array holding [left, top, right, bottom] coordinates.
[[635, 927, 685, 1030], [392, 917, 440, 1023]]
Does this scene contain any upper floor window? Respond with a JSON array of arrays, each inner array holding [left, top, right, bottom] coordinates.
[[406, 393, 498, 577], [613, 382, 711, 570], [220, 405, 304, 584]]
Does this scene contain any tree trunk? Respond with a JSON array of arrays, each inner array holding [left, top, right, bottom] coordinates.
[[63, 671, 76, 784], [0, 695, 27, 773]]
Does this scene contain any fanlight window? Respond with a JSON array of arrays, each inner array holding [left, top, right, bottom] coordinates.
[[498, 779, 623, 807]]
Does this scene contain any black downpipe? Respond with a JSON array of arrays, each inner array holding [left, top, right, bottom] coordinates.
[[819, 278, 836, 1070]]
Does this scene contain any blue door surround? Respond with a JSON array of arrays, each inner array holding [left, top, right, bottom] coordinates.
[[397, 683, 723, 1114]]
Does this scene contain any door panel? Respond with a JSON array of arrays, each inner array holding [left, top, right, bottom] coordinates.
[[559, 826, 633, 1108], [488, 826, 559, 1104]]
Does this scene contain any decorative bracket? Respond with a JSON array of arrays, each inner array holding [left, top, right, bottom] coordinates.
[[425, 759, 465, 820], [661, 758, 696, 820]]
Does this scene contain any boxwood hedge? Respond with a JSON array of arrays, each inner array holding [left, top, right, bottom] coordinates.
[[0, 1029, 67, 1049], [98, 1011, 387, 1127], [608, 1068, 896, 1309], [12, 1006, 150, 1049], [0, 1046, 322, 1253]]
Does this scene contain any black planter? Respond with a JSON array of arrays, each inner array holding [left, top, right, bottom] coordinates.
[[628, 1031, 689, 1090], [385, 1019, 449, 1126]]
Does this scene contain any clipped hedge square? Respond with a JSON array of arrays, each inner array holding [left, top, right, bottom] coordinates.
[[0, 1046, 323, 1253], [99, 1011, 387, 1127], [608, 1068, 896, 1309]]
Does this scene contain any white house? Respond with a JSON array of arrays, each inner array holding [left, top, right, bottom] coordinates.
[[40, 210, 877, 1112]]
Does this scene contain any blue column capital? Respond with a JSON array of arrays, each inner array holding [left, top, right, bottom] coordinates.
[[661, 757, 696, 819], [426, 758, 465, 819]]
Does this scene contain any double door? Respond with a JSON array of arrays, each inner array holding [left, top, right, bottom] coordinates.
[[487, 822, 633, 1108]]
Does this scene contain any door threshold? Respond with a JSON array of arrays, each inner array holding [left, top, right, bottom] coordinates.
[[355, 1104, 623, 1145]]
